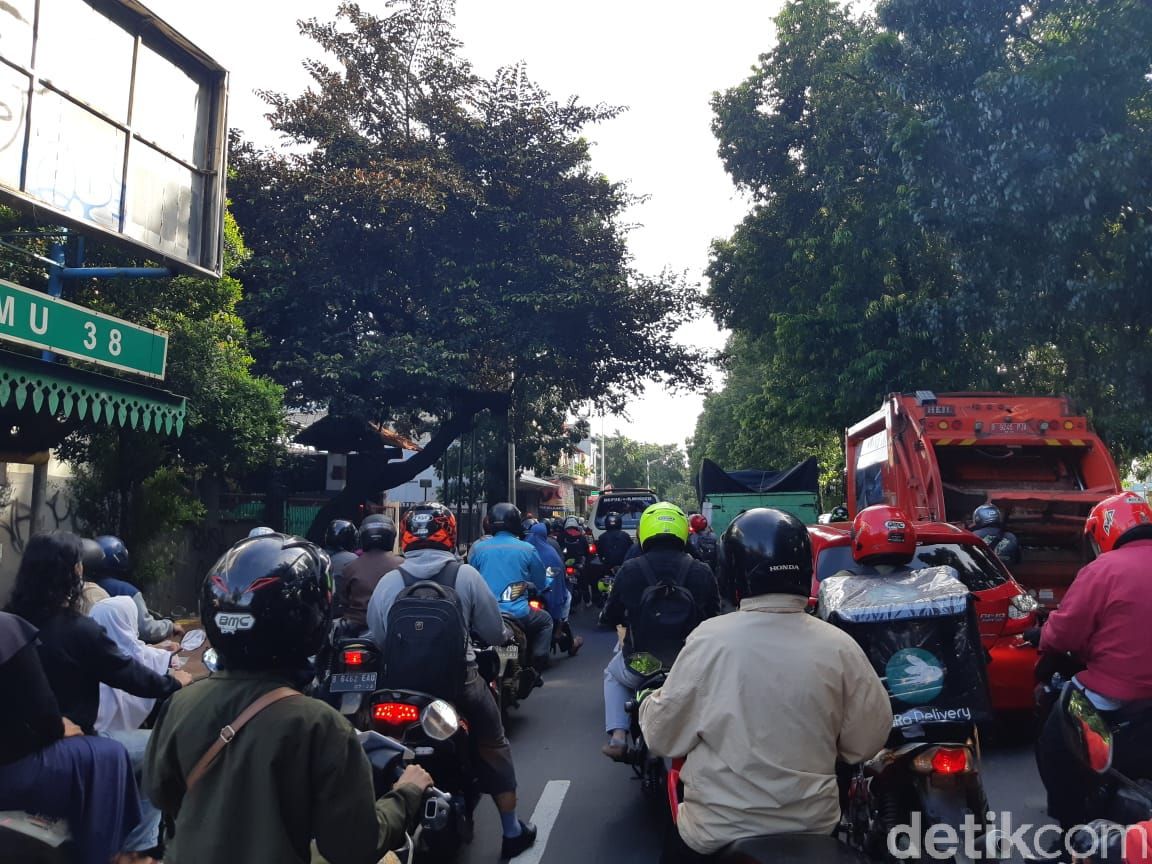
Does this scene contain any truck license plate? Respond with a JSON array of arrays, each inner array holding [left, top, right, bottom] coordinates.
[[330, 672, 378, 693]]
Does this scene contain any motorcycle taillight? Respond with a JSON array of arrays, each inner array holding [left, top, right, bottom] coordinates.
[[343, 649, 366, 666], [566, 567, 575, 575], [588, 543, 597, 555], [373, 702, 421, 725], [913, 746, 972, 775]]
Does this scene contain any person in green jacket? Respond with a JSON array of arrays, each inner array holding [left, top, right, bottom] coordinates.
[[145, 533, 432, 863]]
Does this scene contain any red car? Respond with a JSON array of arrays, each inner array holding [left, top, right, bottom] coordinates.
[[808, 521, 1039, 714]]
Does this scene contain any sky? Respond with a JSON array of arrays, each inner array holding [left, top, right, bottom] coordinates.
[[144, 0, 788, 447]]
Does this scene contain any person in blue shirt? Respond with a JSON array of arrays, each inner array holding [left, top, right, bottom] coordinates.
[[470, 503, 553, 672]]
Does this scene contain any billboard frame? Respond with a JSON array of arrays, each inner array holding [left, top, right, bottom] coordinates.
[[0, 0, 229, 278]]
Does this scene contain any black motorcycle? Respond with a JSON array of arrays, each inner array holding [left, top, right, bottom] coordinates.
[[614, 652, 670, 797]]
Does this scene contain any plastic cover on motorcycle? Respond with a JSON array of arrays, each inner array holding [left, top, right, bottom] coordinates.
[[819, 567, 991, 729]]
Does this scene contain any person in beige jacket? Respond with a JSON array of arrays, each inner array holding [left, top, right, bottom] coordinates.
[[640, 508, 891, 861]]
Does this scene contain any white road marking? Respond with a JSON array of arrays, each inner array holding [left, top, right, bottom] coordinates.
[[510, 779, 570, 863]]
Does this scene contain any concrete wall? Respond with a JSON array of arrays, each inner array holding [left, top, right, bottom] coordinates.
[[0, 458, 76, 606]]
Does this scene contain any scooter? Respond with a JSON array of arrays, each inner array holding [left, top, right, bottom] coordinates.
[[1059, 683, 1152, 862], [615, 652, 670, 796]]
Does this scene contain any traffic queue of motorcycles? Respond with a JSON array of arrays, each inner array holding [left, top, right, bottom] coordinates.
[[5, 492, 1152, 864]]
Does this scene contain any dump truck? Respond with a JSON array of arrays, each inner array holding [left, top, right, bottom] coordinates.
[[845, 391, 1123, 603]]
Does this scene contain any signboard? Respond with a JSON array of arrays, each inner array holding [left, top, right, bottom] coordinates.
[[0, 0, 228, 276], [0, 278, 167, 378]]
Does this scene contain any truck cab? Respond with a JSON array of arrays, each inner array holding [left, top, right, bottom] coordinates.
[[845, 391, 1123, 603]]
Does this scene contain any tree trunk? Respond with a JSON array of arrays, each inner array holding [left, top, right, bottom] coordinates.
[[304, 396, 505, 542]]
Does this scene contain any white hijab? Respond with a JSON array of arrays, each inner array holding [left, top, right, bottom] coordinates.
[[90, 596, 171, 733]]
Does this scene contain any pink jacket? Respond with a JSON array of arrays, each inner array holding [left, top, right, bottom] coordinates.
[[1041, 539, 1152, 703]]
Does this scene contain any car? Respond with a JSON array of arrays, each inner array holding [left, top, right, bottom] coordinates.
[[586, 488, 658, 541], [808, 521, 1039, 714]]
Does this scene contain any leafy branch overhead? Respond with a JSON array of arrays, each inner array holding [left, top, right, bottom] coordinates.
[[230, 0, 708, 437]]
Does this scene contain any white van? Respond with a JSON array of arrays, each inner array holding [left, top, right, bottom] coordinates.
[[586, 488, 658, 540]]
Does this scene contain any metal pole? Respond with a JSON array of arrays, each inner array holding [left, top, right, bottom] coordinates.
[[469, 423, 479, 540], [507, 377, 516, 505], [456, 434, 465, 524]]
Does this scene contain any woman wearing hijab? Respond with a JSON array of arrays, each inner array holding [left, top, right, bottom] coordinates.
[[5, 531, 191, 861], [526, 522, 582, 654], [0, 609, 142, 864], [91, 597, 176, 733]]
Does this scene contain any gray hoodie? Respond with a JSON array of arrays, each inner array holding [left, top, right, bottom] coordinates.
[[365, 548, 507, 663]]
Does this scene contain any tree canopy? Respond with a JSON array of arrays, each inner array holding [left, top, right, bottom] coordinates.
[[696, 0, 1152, 475], [228, 1, 707, 534]]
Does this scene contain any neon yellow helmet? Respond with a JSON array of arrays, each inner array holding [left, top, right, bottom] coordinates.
[[637, 502, 690, 550]]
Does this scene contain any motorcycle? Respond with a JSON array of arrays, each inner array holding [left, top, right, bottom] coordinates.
[[714, 835, 871, 863], [0, 812, 71, 864], [530, 569, 579, 657], [596, 564, 618, 609], [1060, 683, 1152, 862], [364, 690, 478, 861], [614, 652, 670, 796], [841, 715, 997, 863]]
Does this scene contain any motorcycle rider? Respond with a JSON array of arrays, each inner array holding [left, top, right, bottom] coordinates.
[[86, 535, 182, 644], [322, 519, 359, 585], [146, 532, 433, 863], [640, 508, 892, 861], [687, 514, 718, 570], [598, 511, 633, 571], [824, 505, 920, 584], [367, 503, 538, 859], [1035, 492, 1152, 830], [470, 503, 554, 673], [525, 521, 584, 656], [971, 503, 1021, 567], [335, 514, 404, 634], [600, 501, 720, 760], [561, 515, 594, 608]]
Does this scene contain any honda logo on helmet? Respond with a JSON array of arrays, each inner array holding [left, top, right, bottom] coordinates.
[[215, 612, 255, 634]]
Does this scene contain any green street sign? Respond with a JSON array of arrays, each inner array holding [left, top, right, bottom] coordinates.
[[0, 279, 168, 379]]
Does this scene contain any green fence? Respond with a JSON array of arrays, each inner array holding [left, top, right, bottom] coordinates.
[[219, 496, 323, 537]]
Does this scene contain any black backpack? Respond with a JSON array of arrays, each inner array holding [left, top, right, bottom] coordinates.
[[695, 534, 718, 564], [630, 555, 701, 664], [380, 561, 468, 700]]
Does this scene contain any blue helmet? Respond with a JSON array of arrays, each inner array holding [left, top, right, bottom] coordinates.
[[94, 535, 131, 575]]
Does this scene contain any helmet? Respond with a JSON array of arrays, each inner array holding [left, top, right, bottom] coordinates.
[[605, 512, 623, 531], [563, 516, 582, 534], [358, 514, 397, 552], [521, 517, 538, 534], [689, 514, 709, 534], [484, 502, 524, 537], [323, 519, 357, 552], [971, 504, 1003, 531], [248, 526, 276, 538], [720, 508, 812, 599], [1084, 493, 1152, 555], [637, 502, 690, 550], [851, 505, 917, 565], [401, 503, 457, 552], [94, 535, 130, 575], [829, 505, 850, 523], [201, 534, 332, 670], [80, 537, 107, 574]]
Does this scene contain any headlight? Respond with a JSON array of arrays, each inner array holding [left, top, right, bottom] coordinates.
[[1009, 593, 1040, 619], [421, 699, 461, 741]]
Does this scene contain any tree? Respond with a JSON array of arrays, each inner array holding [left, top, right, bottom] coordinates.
[[872, 0, 1152, 455], [706, 0, 990, 439], [600, 432, 694, 509], [228, 2, 707, 538]]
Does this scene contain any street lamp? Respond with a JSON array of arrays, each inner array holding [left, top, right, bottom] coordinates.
[[646, 458, 659, 491]]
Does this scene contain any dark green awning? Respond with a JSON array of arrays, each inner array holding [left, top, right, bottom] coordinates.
[[0, 348, 186, 436]]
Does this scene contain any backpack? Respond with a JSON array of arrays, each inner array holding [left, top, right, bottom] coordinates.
[[380, 561, 467, 700], [694, 533, 718, 564], [630, 555, 701, 664]]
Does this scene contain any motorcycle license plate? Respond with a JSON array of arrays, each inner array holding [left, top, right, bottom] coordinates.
[[496, 645, 519, 661], [330, 672, 378, 693]]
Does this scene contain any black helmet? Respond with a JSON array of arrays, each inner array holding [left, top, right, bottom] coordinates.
[[972, 504, 1003, 531], [521, 517, 538, 534], [201, 534, 332, 670], [81, 537, 107, 574], [720, 508, 813, 600], [324, 519, 357, 552], [358, 514, 397, 552], [94, 535, 130, 575], [605, 512, 623, 531], [485, 502, 523, 537], [829, 505, 850, 523]]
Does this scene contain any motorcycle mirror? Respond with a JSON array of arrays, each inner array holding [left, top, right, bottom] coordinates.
[[1060, 684, 1114, 775], [202, 647, 219, 673], [421, 699, 461, 741]]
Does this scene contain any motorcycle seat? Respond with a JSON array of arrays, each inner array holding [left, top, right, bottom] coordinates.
[[719, 835, 868, 864]]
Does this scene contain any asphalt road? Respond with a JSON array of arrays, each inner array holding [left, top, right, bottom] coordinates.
[[455, 611, 1056, 864]]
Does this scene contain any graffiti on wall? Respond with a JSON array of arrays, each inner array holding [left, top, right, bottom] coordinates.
[[0, 487, 73, 554]]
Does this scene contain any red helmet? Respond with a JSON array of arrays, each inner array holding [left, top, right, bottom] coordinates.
[[689, 514, 709, 533], [400, 503, 458, 552], [851, 505, 917, 565], [1084, 493, 1152, 555]]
